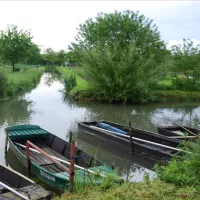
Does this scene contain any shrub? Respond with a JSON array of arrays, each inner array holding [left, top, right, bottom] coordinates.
[[13, 67, 20, 72], [155, 138, 200, 190], [172, 77, 200, 91], [64, 74, 77, 92], [0, 72, 7, 97]]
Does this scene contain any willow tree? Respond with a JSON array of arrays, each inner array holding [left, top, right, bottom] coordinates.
[[72, 10, 169, 103]]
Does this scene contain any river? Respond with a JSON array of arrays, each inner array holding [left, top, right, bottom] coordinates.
[[0, 73, 200, 183]]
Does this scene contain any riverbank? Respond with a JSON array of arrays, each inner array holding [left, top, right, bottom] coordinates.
[[53, 179, 199, 200], [0, 66, 45, 100], [57, 67, 200, 103]]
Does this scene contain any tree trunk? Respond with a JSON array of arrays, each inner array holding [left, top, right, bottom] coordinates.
[[12, 62, 15, 71]]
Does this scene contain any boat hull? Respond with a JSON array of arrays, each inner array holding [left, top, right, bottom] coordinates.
[[78, 121, 179, 161]]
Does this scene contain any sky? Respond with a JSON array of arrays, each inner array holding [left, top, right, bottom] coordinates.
[[0, 1, 199, 51]]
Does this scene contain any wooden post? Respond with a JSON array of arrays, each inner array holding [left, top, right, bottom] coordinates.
[[129, 121, 133, 153], [26, 142, 31, 171], [4, 128, 8, 155], [69, 140, 75, 193], [111, 162, 115, 170], [69, 131, 72, 144]]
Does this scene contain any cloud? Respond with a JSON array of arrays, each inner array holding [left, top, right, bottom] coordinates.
[[167, 39, 200, 49], [0, 1, 199, 51]]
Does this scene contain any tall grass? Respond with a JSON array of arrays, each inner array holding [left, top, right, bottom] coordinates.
[[53, 179, 199, 200], [57, 67, 89, 95]]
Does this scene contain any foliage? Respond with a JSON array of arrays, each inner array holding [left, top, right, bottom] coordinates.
[[56, 49, 67, 66], [170, 39, 200, 90], [155, 138, 200, 190], [41, 48, 57, 65], [0, 72, 7, 97], [63, 74, 77, 92], [74, 10, 168, 60], [82, 42, 167, 103], [72, 10, 169, 103], [57, 67, 88, 96], [0, 25, 39, 71]]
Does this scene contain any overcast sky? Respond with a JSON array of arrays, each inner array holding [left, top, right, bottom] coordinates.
[[0, 1, 199, 51]]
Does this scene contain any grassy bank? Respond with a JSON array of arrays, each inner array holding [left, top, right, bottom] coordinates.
[[0, 66, 45, 99], [57, 67, 200, 103], [57, 67, 89, 95], [53, 179, 199, 200]]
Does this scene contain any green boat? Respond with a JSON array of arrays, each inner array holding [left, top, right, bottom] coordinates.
[[5, 125, 120, 192]]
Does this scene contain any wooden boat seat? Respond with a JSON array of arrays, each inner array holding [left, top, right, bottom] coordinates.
[[0, 184, 51, 200]]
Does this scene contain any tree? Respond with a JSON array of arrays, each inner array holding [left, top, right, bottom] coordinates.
[[56, 49, 66, 66], [74, 10, 169, 103], [0, 25, 38, 71], [171, 39, 200, 89], [41, 48, 57, 65]]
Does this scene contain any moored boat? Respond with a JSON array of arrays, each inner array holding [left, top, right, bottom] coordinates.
[[0, 164, 52, 200], [78, 120, 185, 161], [157, 125, 199, 141], [5, 125, 119, 192]]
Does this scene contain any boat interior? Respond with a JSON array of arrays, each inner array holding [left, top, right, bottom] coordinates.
[[11, 133, 102, 175]]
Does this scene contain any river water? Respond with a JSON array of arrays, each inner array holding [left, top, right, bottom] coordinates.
[[0, 73, 200, 182]]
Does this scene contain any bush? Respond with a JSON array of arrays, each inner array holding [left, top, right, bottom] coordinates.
[[82, 43, 166, 103], [155, 138, 200, 190], [13, 67, 20, 72], [172, 77, 200, 91], [64, 74, 77, 92], [0, 72, 7, 97]]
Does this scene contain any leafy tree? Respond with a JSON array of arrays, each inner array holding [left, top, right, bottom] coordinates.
[[56, 49, 67, 66], [0, 25, 38, 71], [42, 48, 57, 65], [74, 10, 169, 103], [26, 44, 41, 64], [170, 39, 200, 90]]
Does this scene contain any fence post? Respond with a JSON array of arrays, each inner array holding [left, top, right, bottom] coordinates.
[[69, 140, 75, 193]]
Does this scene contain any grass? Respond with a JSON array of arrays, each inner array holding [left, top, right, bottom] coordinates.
[[0, 65, 45, 99], [53, 179, 200, 200], [57, 67, 89, 95]]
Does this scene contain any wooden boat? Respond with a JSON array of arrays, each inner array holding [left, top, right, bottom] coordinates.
[[0, 164, 52, 200], [5, 125, 119, 192], [157, 125, 199, 141], [78, 120, 185, 161]]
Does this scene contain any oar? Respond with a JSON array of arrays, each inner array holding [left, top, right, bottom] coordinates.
[[90, 126, 191, 154], [0, 182, 29, 200], [14, 143, 107, 178], [164, 118, 197, 137]]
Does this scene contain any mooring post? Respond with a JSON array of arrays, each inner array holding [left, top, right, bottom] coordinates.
[[69, 131, 72, 144], [4, 128, 8, 155], [26, 142, 31, 171], [129, 121, 133, 153], [111, 162, 115, 170], [69, 140, 75, 193]]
